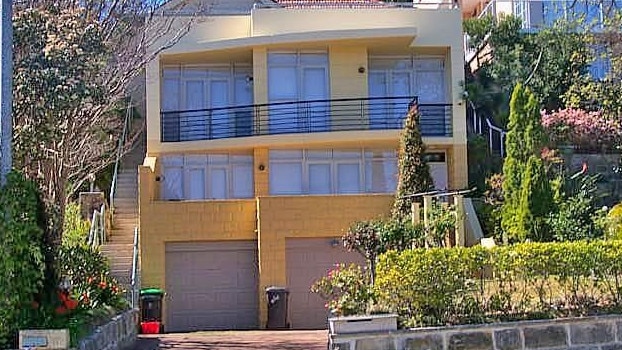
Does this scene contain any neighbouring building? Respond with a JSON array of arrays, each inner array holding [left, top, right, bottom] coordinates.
[[463, 0, 621, 78], [139, 0, 467, 332]]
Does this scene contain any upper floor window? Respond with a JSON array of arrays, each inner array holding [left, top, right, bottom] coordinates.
[[267, 51, 330, 134], [160, 154, 254, 200], [161, 65, 253, 140], [368, 56, 446, 131]]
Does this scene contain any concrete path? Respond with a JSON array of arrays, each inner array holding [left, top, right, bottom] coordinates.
[[132, 330, 328, 350]]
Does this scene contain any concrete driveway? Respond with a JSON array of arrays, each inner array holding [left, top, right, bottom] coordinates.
[[132, 330, 329, 350]]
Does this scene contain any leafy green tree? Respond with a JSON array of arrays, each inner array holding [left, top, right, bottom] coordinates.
[[564, 13, 622, 117], [11, 2, 194, 284], [464, 15, 590, 123], [392, 103, 434, 221], [0, 172, 45, 348], [502, 84, 553, 242]]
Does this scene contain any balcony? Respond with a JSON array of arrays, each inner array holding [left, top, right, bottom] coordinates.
[[160, 97, 453, 142]]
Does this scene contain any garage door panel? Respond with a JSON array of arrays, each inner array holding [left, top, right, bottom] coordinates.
[[165, 241, 259, 332], [286, 238, 365, 329]]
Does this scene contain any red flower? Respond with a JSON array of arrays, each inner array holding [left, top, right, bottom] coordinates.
[[99, 281, 107, 289], [64, 299, 78, 310], [55, 306, 67, 315], [58, 290, 68, 302]]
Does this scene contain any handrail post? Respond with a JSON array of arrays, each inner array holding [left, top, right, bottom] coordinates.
[[89, 210, 98, 247], [100, 204, 106, 244], [131, 226, 139, 308]]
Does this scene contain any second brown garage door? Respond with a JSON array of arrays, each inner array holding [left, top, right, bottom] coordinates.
[[165, 241, 259, 332], [286, 238, 365, 329]]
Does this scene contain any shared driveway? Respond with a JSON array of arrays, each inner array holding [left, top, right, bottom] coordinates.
[[132, 330, 328, 350]]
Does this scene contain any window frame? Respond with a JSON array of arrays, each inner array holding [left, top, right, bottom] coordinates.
[[160, 153, 254, 200]]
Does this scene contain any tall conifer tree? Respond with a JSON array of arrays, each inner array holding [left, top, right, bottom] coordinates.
[[502, 84, 553, 242], [392, 102, 434, 221]]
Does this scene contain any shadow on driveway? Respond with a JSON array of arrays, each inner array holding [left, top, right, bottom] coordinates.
[[132, 330, 328, 350]]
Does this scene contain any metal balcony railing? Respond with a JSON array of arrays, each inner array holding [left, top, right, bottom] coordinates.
[[160, 96, 453, 142], [261, 0, 459, 9]]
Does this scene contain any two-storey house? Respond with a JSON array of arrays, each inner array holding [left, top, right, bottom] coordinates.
[[139, 0, 467, 332]]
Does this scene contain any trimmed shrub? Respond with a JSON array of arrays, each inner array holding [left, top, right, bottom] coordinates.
[[375, 241, 622, 328], [0, 172, 46, 348], [311, 264, 375, 317]]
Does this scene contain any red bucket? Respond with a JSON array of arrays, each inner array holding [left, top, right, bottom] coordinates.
[[141, 321, 161, 334]]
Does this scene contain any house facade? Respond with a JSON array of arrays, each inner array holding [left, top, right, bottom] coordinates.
[[139, 0, 467, 332]]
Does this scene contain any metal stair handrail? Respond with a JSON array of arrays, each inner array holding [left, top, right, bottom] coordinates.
[[110, 103, 134, 221], [468, 100, 507, 157], [87, 203, 107, 247]]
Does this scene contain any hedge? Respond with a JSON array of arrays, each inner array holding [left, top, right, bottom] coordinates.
[[375, 240, 622, 328]]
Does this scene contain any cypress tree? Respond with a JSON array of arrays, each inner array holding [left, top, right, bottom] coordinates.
[[501, 84, 553, 242], [392, 102, 434, 221], [517, 155, 555, 241]]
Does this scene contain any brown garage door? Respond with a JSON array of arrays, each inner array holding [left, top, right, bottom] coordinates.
[[165, 241, 259, 332], [286, 238, 365, 329]]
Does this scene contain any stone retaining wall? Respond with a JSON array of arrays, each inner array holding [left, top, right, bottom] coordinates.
[[77, 309, 138, 350], [331, 315, 622, 350]]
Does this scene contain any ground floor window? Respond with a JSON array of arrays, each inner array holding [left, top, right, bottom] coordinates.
[[268, 149, 399, 195], [268, 149, 448, 195], [160, 154, 253, 200]]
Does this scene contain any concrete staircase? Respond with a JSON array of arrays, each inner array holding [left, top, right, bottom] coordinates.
[[100, 142, 144, 288]]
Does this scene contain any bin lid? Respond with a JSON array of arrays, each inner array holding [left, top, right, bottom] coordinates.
[[140, 288, 165, 296], [266, 286, 288, 292]]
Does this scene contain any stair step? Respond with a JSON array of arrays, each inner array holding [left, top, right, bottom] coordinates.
[[106, 239, 135, 245], [101, 241, 134, 247]]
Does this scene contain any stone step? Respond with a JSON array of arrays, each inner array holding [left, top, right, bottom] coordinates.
[[115, 187, 136, 192], [106, 239, 135, 246], [101, 243, 134, 251], [106, 237, 135, 244], [113, 212, 138, 218], [108, 229, 136, 235], [112, 215, 137, 221], [108, 258, 133, 267], [113, 204, 137, 211], [111, 225, 137, 232], [114, 197, 137, 203], [116, 174, 137, 181]]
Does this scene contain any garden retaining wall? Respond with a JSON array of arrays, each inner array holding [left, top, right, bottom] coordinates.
[[331, 315, 622, 350], [77, 308, 138, 350]]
